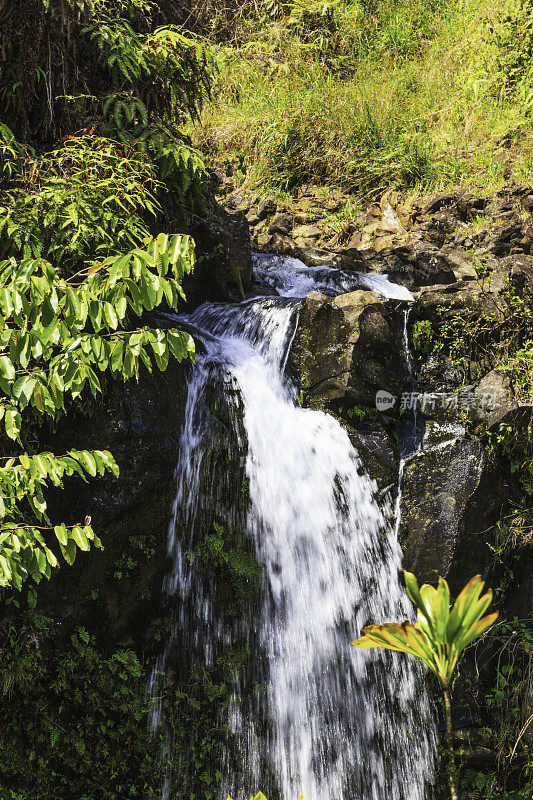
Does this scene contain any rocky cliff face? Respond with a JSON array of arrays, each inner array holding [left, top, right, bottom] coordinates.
[[46, 184, 533, 621]]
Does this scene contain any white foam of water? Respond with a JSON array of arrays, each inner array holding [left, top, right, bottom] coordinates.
[[253, 253, 413, 301]]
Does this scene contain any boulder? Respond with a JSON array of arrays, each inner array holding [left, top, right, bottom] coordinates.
[[439, 246, 478, 281], [346, 424, 399, 493], [256, 197, 277, 221], [422, 191, 458, 215], [288, 290, 403, 408], [333, 247, 367, 273], [483, 223, 524, 256], [471, 369, 518, 428], [268, 232, 298, 255], [490, 254, 533, 296], [399, 432, 504, 591], [268, 212, 293, 236], [295, 247, 337, 268], [362, 241, 458, 289], [414, 280, 498, 320], [292, 224, 322, 240], [186, 206, 253, 303]]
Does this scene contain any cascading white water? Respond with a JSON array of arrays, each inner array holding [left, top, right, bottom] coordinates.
[[149, 258, 435, 800], [253, 253, 414, 301]]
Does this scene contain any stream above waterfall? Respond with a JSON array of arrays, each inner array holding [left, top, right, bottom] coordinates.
[[149, 255, 436, 800], [252, 253, 415, 301]]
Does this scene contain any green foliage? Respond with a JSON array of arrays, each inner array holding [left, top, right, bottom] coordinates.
[[411, 319, 435, 356], [188, 521, 262, 611], [418, 284, 533, 380], [491, 416, 533, 497], [0, 135, 158, 268], [353, 572, 499, 800], [0, 451, 112, 589], [0, 0, 213, 212], [442, 616, 533, 800], [84, 16, 212, 124], [0, 613, 167, 799], [193, 0, 533, 197], [352, 572, 498, 688], [0, 229, 196, 589], [490, 2, 533, 102], [501, 339, 533, 404]]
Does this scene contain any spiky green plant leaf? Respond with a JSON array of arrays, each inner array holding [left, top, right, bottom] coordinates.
[[352, 571, 498, 687]]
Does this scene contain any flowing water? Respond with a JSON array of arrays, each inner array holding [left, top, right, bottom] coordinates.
[[253, 253, 414, 301], [149, 258, 435, 800]]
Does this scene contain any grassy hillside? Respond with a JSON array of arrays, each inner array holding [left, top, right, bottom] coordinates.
[[191, 0, 533, 199]]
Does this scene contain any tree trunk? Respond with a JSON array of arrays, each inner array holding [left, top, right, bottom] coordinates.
[[443, 686, 459, 800]]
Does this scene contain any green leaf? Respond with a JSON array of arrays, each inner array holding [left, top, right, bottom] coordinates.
[[54, 523, 69, 547], [104, 302, 118, 330], [71, 526, 90, 552], [12, 375, 37, 410], [0, 355, 15, 383], [79, 451, 97, 477], [60, 539, 77, 566], [4, 407, 21, 440]]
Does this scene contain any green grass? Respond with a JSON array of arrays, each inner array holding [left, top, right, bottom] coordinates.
[[192, 0, 533, 200]]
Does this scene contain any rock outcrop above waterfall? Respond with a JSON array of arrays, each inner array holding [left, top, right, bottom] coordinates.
[[184, 204, 253, 305], [288, 289, 403, 407], [229, 183, 533, 294]]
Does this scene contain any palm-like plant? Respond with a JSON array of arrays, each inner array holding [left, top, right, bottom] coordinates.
[[352, 572, 499, 800]]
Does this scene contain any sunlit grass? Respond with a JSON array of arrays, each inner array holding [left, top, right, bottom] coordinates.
[[192, 0, 533, 199]]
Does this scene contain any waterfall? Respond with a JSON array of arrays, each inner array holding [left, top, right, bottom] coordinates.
[[149, 259, 436, 800]]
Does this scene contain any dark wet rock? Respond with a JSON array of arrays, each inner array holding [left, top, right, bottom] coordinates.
[[522, 193, 533, 213], [268, 232, 298, 255], [400, 433, 504, 591], [246, 279, 280, 299], [452, 730, 497, 769], [347, 424, 399, 493], [333, 247, 367, 273], [362, 241, 458, 289], [490, 253, 533, 296], [187, 206, 253, 303], [439, 245, 478, 281], [41, 359, 189, 643], [483, 223, 524, 256], [471, 369, 518, 427], [413, 280, 489, 319], [256, 197, 277, 220], [489, 404, 533, 437], [288, 290, 403, 408], [295, 247, 337, 269], [423, 192, 458, 215]]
